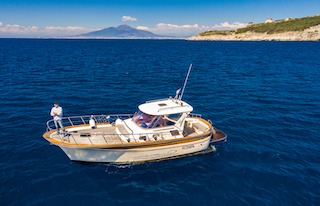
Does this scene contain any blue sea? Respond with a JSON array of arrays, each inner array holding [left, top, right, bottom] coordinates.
[[0, 39, 319, 205]]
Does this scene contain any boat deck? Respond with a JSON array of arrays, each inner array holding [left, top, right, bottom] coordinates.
[[51, 125, 124, 145], [46, 116, 215, 146]]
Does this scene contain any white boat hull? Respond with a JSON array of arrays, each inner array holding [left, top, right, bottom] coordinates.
[[59, 137, 212, 163]]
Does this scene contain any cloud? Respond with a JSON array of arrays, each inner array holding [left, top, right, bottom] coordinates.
[[137, 23, 207, 37], [43, 26, 95, 34], [0, 22, 39, 33], [212, 22, 247, 30], [0, 21, 98, 37], [122, 16, 137, 21], [137, 22, 247, 37]]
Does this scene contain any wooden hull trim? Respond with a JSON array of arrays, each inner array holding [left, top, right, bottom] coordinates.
[[44, 131, 212, 149]]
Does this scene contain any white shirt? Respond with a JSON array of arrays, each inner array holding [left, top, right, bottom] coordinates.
[[50, 106, 63, 121]]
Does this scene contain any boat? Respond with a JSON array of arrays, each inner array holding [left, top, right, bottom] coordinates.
[[42, 65, 227, 163]]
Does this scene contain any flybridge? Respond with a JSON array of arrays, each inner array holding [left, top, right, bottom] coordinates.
[[138, 98, 193, 116]]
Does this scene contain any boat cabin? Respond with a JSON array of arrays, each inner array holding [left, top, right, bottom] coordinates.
[[131, 98, 193, 130]]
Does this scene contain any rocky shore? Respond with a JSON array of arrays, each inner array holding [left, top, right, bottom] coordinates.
[[188, 25, 320, 41]]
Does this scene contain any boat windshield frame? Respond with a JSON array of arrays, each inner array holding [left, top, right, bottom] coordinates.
[[132, 110, 178, 128]]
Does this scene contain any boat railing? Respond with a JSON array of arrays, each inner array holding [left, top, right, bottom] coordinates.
[[46, 113, 207, 146], [47, 113, 202, 131], [189, 113, 202, 118], [46, 114, 133, 132], [158, 105, 190, 112], [145, 98, 171, 103]]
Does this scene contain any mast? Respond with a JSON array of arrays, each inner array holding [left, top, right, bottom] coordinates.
[[179, 64, 192, 100]]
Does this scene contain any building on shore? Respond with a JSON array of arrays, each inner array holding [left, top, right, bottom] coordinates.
[[265, 18, 273, 23]]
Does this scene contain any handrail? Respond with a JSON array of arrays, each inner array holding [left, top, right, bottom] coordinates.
[[188, 113, 202, 118], [145, 98, 172, 103], [122, 119, 134, 135], [46, 114, 133, 131], [157, 104, 190, 112], [46, 113, 203, 132]]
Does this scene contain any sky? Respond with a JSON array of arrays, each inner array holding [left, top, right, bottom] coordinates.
[[0, 0, 319, 37]]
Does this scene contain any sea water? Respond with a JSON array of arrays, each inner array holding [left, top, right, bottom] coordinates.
[[0, 39, 319, 205]]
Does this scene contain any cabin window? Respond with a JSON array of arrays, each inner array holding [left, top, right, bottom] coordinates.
[[132, 111, 179, 128], [167, 113, 182, 121], [170, 130, 180, 136], [132, 111, 159, 128]]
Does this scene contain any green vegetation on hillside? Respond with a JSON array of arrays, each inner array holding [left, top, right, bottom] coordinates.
[[199, 15, 320, 36], [199, 30, 235, 36]]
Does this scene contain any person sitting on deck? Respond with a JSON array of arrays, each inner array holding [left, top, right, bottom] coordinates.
[[50, 102, 65, 135]]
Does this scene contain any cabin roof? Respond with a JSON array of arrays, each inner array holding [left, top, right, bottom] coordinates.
[[138, 98, 193, 116]]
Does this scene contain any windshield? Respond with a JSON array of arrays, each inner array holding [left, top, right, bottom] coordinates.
[[132, 111, 177, 128], [132, 111, 158, 128]]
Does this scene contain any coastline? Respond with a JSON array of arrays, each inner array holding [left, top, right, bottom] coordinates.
[[187, 25, 320, 41]]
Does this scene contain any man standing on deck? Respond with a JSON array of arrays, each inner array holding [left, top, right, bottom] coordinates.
[[50, 102, 65, 135]]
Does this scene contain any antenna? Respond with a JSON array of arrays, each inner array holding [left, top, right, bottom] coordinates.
[[179, 64, 192, 100]]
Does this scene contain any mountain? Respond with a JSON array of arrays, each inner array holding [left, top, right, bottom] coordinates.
[[188, 15, 320, 41], [78, 24, 160, 38]]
